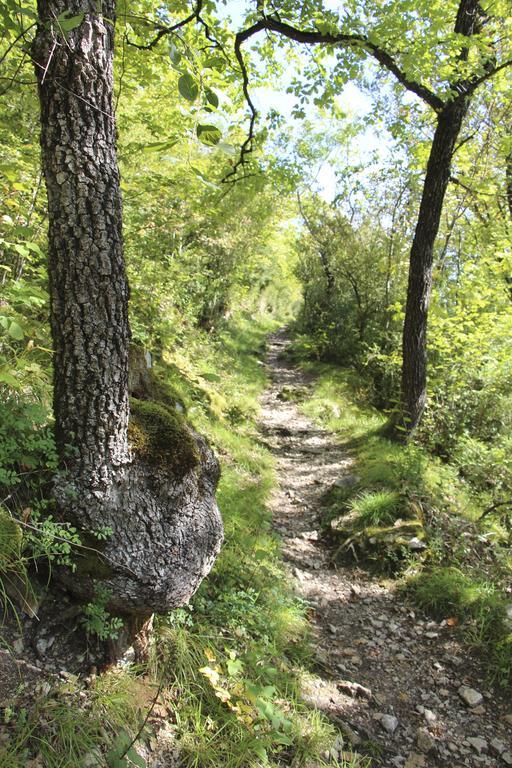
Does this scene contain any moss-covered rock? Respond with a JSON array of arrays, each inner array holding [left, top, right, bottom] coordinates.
[[331, 495, 426, 564], [277, 385, 310, 402], [128, 398, 200, 476]]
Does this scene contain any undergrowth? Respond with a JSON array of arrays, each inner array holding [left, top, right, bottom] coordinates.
[[294, 356, 512, 688], [0, 314, 362, 767]]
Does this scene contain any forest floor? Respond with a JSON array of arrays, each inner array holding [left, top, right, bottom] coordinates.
[[259, 329, 512, 768]]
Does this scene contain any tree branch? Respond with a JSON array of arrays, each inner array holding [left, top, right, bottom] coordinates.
[[125, 0, 203, 51], [235, 18, 445, 112], [223, 15, 445, 180], [466, 57, 512, 93], [221, 29, 259, 183]]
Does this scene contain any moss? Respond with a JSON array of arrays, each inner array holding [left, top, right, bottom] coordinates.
[[129, 398, 200, 476], [144, 373, 185, 412], [364, 519, 424, 542]]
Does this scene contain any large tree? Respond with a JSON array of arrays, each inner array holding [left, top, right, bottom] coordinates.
[[31, 0, 223, 639], [228, 0, 511, 437]]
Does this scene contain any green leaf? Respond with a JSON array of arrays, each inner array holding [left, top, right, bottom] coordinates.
[[126, 747, 146, 768], [57, 10, 85, 33], [0, 370, 20, 388], [190, 166, 219, 189], [8, 321, 24, 340], [106, 730, 147, 768], [168, 41, 181, 67], [178, 73, 199, 102], [13, 244, 30, 258], [204, 56, 226, 71], [218, 142, 237, 157], [143, 138, 178, 153], [196, 124, 222, 146], [201, 371, 222, 382], [205, 88, 219, 109]]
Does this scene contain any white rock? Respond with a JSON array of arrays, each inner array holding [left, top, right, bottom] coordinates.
[[334, 474, 359, 488], [36, 635, 55, 656], [423, 709, 436, 724], [380, 714, 399, 734], [82, 748, 103, 767], [458, 685, 483, 707], [404, 753, 426, 768], [408, 537, 427, 550], [502, 751, 512, 766]]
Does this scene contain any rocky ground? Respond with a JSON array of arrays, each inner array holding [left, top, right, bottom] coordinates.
[[259, 330, 512, 768]]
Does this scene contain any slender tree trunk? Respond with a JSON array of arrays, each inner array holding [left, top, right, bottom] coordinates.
[[32, 0, 223, 629], [390, 0, 484, 439], [394, 97, 469, 436], [319, 249, 335, 294]]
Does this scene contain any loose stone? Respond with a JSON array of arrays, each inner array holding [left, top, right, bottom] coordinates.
[[458, 685, 483, 707], [416, 727, 436, 753], [380, 714, 399, 734], [467, 737, 488, 754]]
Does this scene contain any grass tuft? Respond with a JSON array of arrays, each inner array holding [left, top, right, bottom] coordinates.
[[348, 490, 402, 527]]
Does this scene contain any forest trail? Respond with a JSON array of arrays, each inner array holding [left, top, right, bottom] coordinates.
[[259, 330, 512, 768]]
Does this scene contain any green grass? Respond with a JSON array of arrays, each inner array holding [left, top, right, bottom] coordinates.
[[348, 490, 402, 527], [404, 567, 512, 686], [296, 355, 512, 687]]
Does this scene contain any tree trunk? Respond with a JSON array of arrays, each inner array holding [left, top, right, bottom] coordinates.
[[34, 0, 130, 479], [33, 0, 223, 625], [393, 97, 469, 436]]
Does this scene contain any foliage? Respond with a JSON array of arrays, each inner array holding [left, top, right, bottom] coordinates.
[[300, 358, 512, 684], [1, 0, 512, 760], [82, 585, 125, 642]]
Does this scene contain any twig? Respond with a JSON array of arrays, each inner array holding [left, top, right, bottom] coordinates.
[[125, 0, 203, 50], [6, 512, 140, 579], [479, 499, 512, 521], [221, 31, 259, 183], [0, 21, 37, 69], [118, 679, 164, 762]]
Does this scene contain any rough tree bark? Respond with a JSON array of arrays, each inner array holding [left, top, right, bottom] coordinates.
[[32, 0, 223, 627]]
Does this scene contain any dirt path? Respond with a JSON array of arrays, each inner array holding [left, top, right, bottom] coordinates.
[[259, 330, 512, 768]]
